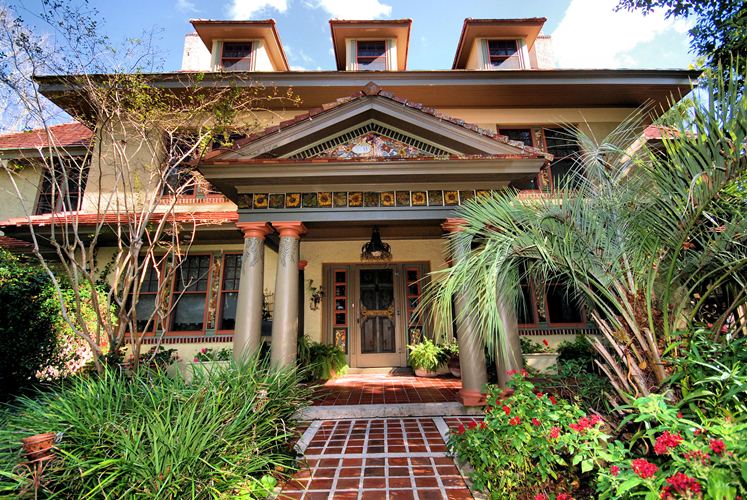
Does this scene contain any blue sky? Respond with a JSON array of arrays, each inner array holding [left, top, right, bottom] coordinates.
[[26, 0, 697, 71]]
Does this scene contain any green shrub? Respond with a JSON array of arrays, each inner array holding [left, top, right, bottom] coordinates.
[[597, 394, 746, 499], [0, 251, 56, 398], [520, 336, 553, 354], [556, 335, 595, 371], [407, 338, 448, 372], [449, 373, 618, 498], [0, 352, 310, 498]]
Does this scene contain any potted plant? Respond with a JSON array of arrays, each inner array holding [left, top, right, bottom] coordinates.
[[408, 338, 449, 377], [443, 340, 460, 378], [520, 337, 558, 374]]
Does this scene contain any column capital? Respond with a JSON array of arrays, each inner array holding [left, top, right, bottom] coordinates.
[[442, 217, 468, 233], [236, 222, 273, 240], [273, 221, 307, 239]]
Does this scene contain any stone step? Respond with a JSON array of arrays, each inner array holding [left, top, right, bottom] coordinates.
[[296, 402, 482, 421]]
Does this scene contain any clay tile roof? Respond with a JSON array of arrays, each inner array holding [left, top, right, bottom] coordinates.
[[0, 235, 32, 249], [0, 122, 92, 151], [204, 83, 551, 161]]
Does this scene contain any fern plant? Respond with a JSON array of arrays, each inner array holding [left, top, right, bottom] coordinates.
[[408, 338, 448, 372]]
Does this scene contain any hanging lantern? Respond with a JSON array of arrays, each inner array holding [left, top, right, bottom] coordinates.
[[361, 226, 392, 261]]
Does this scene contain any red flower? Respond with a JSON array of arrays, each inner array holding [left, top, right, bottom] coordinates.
[[709, 438, 725, 455], [556, 493, 572, 500], [521, 368, 529, 377], [549, 426, 561, 439], [542, 339, 549, 347], [676, 412, 683, 418], [569, 415, 603, 433], [480, 421, 487, 430], [503, 405, 511, 416], [456, 424, 465, 435], [536, 392, 544, 399], [509, 416, 521, 426], [532, 418, 541, 427], [610, 465, 620, 477], [631, 458, 657, 479], [683, 450, 710, 465], [467, 421, 478, 430], [200, 347, 207, 354], [506, 369, 520, 376], [534, 495, 548, 500], [661, 472, 701, 499], [549, 395, 557, 405], [654, 431, 683, 455], [485, 406, 493, 414]]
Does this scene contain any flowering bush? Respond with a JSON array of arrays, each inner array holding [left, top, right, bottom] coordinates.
[[448, 372, 621, 498], [194, 347, 232, 362], [596, 394, 746, 499]]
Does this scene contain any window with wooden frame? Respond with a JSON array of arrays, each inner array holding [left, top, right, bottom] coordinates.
[[35, 157, 90, 215], [500, 128, 541, 190], [545, 282, 585, 325], [170, 255, 212, 332], [129, 264, 161, 333], [544, 128, 582, 189], [221, 42, 253, 71], [356, 40, 387, 70], [486, 40, 520, 69], [218, 253, 241, 331]]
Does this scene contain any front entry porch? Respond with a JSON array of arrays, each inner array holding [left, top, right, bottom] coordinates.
[[313, 372, 461, 406]]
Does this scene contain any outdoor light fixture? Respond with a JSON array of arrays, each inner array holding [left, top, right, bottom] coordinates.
[[361, 226, 392, 261]]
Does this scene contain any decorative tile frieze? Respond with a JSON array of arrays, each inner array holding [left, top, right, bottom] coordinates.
[[240, 189, 493, 210]]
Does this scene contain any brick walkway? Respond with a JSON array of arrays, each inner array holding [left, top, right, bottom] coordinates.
[[280, 417, 473, 499], [312, 374, 461, 406]]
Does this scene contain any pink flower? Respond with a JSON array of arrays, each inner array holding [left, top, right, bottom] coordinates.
[[193, 357, 199, 362], [200, 347, 207, 354], [532, 418, 541, 427], [654, 431, 683, 455], [509, 416, 521, 426], [709, 439, 725, 455], [631, 458, 657, 479], [549, 426, 561, 439], [610, 465, 620, 477], [503, 405, 511, 416]]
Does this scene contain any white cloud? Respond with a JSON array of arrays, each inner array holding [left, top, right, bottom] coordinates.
[[552, 0, 693, 68], [176, 0, 198, 13], [305, 0, 391, 19], [228, 0, 288, 19]]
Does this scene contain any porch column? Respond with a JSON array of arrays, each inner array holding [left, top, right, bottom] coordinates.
[[443, 218, 488, 406], [233, 222, 273, 362], [270, 221, 306, 368]]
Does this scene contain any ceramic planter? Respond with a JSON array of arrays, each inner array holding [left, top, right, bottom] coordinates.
[[21, 432, 56, 461], [447, 356, 461, 378], [523, 353, 559, 374]]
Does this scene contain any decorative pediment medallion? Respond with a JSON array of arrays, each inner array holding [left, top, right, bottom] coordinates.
[[320, 132, 429, 159]]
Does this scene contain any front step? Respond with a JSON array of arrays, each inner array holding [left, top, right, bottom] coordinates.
[[296, 402, 483, 421], [344, 367, 413, 375]]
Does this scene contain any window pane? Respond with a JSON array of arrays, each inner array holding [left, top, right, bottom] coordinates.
[[545, 128, 581, 188], [546, 284, 583, 324], [222, 254, 242, 290], [488, 40, 517, 57], [36, 158, 88, 215], [220, 292, 238, 330], [175, 256, 211, 292], [140, 266, 160, 293], [222, 42, 252, 71], [135, 295, 157, 331], [357, 41, 386, 70], [171, 294, 206, 331]]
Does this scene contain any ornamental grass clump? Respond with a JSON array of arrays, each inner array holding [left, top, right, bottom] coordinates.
[[448, 372, 618, 499], [0, 352, 310, 498]]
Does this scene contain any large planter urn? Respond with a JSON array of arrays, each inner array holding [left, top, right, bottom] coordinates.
[[21, 433, 56, 462], [447, 356, 461, 378], [523, 353, 559, 374]]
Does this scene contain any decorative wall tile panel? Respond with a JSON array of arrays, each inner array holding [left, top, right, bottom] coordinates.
[[363, 192, 380, 207], [253, 193, 268, 209], [302, 192, 318, 208], [396, 191, 411, 207], [349, 192, 363, 207], [381, 191, 395, 207], [333, 192, 348, 207], [428, 190, 444, 206], [286, 193, 301, 207], [411, 191, 427, 206], [269, 193, 285, 209], [318, 192, 333, 207]]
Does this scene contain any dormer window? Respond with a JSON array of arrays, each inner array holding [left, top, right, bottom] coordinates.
[[487, 40, 521, 69], [356, 41, 387, 70], [221, 42, 253, 71]]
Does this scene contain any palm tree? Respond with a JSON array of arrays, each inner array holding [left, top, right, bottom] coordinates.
[[421, 67, 747, 404]]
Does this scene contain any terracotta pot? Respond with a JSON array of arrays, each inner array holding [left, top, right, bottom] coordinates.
[[447, 356, 461, 378], [414, 367, 440, 377], [21, 433, 56, 461]]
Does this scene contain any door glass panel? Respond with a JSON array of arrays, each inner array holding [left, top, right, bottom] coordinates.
[[359, 268, 396, 354]]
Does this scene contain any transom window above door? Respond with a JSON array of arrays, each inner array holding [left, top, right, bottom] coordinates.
[[356, 41, 387, 70]]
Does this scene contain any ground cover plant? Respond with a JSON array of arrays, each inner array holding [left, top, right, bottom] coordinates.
[[0, 352, 309, 498]]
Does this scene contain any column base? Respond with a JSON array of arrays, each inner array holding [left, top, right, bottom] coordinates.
[[459, 389, 487, 407]]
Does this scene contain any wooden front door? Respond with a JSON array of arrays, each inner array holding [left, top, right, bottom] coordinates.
[[324, 262, 430, 368]]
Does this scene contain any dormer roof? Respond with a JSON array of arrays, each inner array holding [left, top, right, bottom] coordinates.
[[190, 19, 289, 71], [452, 17, 546, 69], [330, 19, 411, 71]]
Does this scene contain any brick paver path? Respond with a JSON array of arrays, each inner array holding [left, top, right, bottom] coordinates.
[[280, 417, 473, 499], [313, 375, 461, 406]]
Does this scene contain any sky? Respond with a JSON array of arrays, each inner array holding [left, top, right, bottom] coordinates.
[[37, 0, 696, 72]]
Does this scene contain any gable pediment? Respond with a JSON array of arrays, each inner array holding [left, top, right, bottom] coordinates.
[[203, 86, 549, 163]]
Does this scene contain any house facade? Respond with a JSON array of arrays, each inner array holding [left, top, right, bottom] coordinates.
[[0, 17, 697, 405]]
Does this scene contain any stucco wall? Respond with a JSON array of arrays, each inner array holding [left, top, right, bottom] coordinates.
[[300, 237, 448, 342], [0, 162, 40, 222]]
